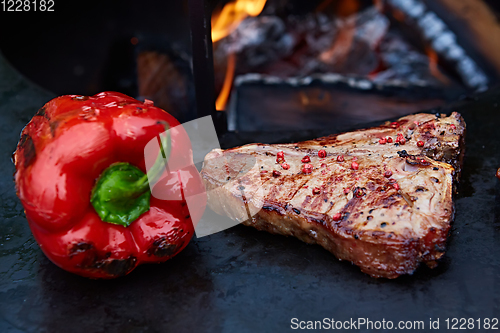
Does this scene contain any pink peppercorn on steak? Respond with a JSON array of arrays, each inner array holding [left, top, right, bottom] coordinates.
[[201, 113, 465, 278]]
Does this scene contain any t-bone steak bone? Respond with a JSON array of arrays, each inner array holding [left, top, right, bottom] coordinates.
[[201, 113, 465, 278]]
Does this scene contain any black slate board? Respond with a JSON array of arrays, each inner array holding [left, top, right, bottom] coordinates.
[[1, 51, 500, 333]]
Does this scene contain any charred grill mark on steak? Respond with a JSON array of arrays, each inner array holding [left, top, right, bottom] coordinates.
[[287, 179, 311, 202]]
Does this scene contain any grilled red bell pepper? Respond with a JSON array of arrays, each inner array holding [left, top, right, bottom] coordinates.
[[13, 92, 206, 278]]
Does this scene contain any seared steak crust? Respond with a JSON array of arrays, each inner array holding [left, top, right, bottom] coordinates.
[[201, 113, 465, 278]]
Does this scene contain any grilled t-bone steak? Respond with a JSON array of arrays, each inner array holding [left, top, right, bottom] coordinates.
[[201, 113, 465, 278]]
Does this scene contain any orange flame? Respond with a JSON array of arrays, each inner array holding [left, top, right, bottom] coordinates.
[[211, 0, 267, 42], [216, 52, 236, 111], [212, 0, 267, 110]]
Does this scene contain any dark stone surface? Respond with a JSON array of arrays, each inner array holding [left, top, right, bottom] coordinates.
[[1, 51, 500, 332]]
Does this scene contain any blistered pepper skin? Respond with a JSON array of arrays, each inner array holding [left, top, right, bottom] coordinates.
[[13, 92, 206, 279]]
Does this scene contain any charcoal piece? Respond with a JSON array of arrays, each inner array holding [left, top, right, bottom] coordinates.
[[219, 16, 295, 70], [316, 26, 378, 76], [374, 32, 441, 85], [265, 13, 338, 77], [298, 13, 337, 54], [354, 7, 390, 48], [214, 6, 391, 78], [299, 7, 388, 76]]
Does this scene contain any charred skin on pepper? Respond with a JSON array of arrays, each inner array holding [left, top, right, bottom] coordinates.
[[146, 237, 181, 258], [18, 134, 36, 168], [34, 105, 49, 120], [68, 241, 138, 277], [81, 254, 138, 277], [41, 109, 63, 137], [68, 241, 95, 257]]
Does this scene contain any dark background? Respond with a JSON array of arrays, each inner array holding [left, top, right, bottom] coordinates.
[[0, 0, 192, 97], [1, 1, 500, 332]]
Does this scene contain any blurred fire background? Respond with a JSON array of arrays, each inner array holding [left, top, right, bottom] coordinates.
[[1, 0, 500, 129]]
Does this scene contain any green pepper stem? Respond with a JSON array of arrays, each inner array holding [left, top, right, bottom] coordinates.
[[135, 126, 171, 192], [90, 123, 171, 227]]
